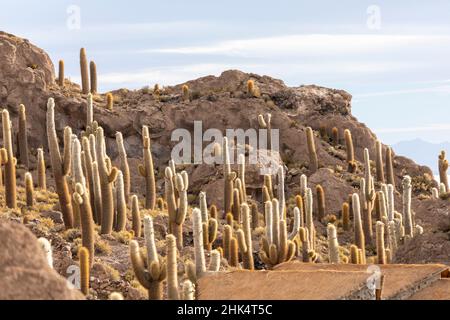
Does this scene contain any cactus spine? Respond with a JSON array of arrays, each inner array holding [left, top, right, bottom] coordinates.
[[58, 60, 64, 87], [349, 244, 359, 264], [192, 208, 206, 278], [47, 99, 74, 227], [131, 195, 141, 237], [2, 109, 16, 209], [237, 203, 254, 270], [89, 61, 97, 94], [438, 151, 449, 192], [402, 175, 414, 238], [80, 48, 89, 94], [73, 183, 95, 266], [376, 221, 386, 264], [344, 129, 356, 173], [306, 127, 319, 173], [25, 172, 34, 207], [18, 104, 29, 168], [115, 171, 127, 232], [138, 126, 156, 210], [327, 224, 340, 263], [37, 148, 46, 190], [223, 224, 232, 262], [78, 246, 90, 295], [375, 140, 385, 183], [386, 147, 395, 188], [288, 206, 302, 240], [95, 127, 118, 234]]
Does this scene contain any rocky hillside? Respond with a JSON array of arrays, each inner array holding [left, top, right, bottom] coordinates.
[[0, 31, 448, 300]]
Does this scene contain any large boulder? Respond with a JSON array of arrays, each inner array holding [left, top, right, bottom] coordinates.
[[0, 220, 84, 300]]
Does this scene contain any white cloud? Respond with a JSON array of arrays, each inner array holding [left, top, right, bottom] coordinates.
[[374, 124, 450, 134], [354, 85, 450, 98], [143, 34, 450, 57]]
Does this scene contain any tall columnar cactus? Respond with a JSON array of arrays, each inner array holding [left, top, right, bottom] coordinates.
[[166, 234, 180, 300], [182, 84, 190, 102], [78, 246, 90, 295], [352, 193, 366, 264], [387, 184, 395, 221], [138, 126, 156, 210], [349, 244, 359, 264], [81, 137, 95, 217], [431, 187, 439, 199], [438, 151, 449, 192], [236, 203, 254, 270], [165, 167, 188, 249], [38, 237, 53, 268], [223, 137, 233, 214], [130, 216, 167, 300], [223, 224, 232, 261], [238, 154, 247, 202], [192, 208, 207, 278], [363, 148, 375, 244], [259, 199, 295, 268], [264, 174, 274, 200], [316, 184, 326, 221], [89, 61, 97, 94], [131, 195, 141, 237], [375, 191, 387, 222], [95, 127, 118, 234], [277, 165, 286, 218], [202, 217, 218, 251], [115, 170, 127, 232], [342, 202, 350, 231], [386, 147, 395, 188], [37, 148, 46, 190], [376, 221, 386, 264], [300, 174, 308, 198], [91, 161, 103, 224], [182, 280, 195, 300], [231, 188, 241, 221], [199, 191, 208, 222], [18, 104, 29, 168], [25, 172, 34, 207], [305, 187, 315, 250], [306, 127, 319, 173], [402, 175, 414, 238], [2, 109, 16, 209], [106, 93, 114, 110], [113, 133, 130, 205], [375, 140, 385, 183], [332, 127, 339, 146], [47, 98, 73, 228], [327, 224, 340, 264], [73, 183, 95, 267], [58, 60, 65, 87], [288, 206, 302, 240], [299, 227, 317, 262], [344, 129, 356, 173], [258, 113, 273, 150], [80, 48, 89, 94]]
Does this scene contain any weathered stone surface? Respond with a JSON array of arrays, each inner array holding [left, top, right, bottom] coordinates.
[[0, 220, 84, 300]]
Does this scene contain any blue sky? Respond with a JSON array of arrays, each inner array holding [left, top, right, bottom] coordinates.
[[2, 0, 450, 147]]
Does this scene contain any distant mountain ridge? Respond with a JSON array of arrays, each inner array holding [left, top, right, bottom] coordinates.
[[393, 138, 450, 175]]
